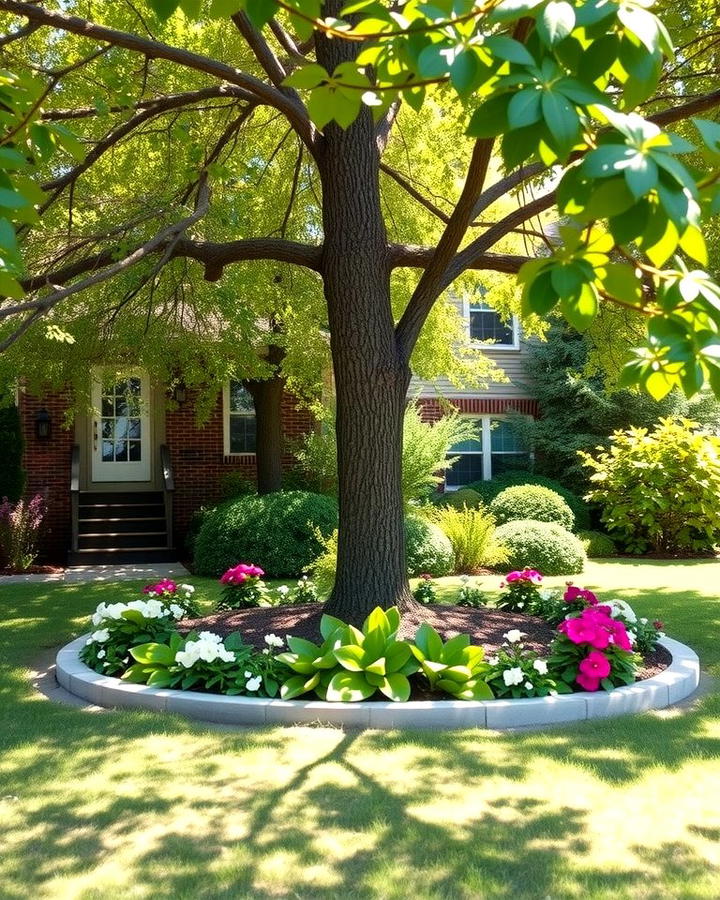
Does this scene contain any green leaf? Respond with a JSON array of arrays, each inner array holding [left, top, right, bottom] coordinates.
[[180, 0, 203, 16], [281, 675, 314, 699], [326, 671, 375, 702], [695, 118, 720, 156], [450, 50, 482, 97], [466, 94, 511, 138], [129, 642, 175, 666], [523, 268, 559, 316], [600, 262, 643, 307], [147, 0, 181, 20], [333, 644, 366, 671], [365, 656, 386, 676], [209, 0, 242, 15], [541, 90, 579, 156], [245, 0, 279, 29], [484, 35, 536, 67], [537, 0, 576, 46], [551, 263, 586, 300], [283, 64, 329, 90], [320, 614, 346, 640], [0, 187, 29, 210], [623, 153, 658, 200], [0, 148, 27, 171], [679, 225, 707, 266], [378, 673, 411, 702], [508, 88, 542, 129], [489, 0, 545, 24], [0, 272, 24, 300], [286, 636, 322, 658], [561, 282, 598, 331]]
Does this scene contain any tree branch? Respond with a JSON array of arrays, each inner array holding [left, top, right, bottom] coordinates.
[[379, 162, 451, 223], [389, 244, 529, 274], [0, 0, 318, 154]]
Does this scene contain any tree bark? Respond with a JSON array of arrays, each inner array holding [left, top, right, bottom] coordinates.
[[244, 373, 284, 495], [315, 4, 415, 623]]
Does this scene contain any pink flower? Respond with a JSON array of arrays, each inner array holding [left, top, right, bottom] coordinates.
[[505, 568, 543, 584], [653, 620, 664, 630], [576, 672, 601, 692], [564, 585, 598, 606], [607, 619, 632, 651], [420, 573, 433, 581], [579, 650, 611, 680], [143, 579, 177, 595], [220, 563, 264, 585], [560, 617, 602, 646]]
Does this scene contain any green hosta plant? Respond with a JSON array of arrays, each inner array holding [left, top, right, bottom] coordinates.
[[327, 607, 419, 703], [277, 607, 419, 702], [411, 624, 494, 701]]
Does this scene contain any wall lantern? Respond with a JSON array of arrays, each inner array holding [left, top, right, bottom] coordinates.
[[173, 383, 187, 405], [35, 407, 52, 441]]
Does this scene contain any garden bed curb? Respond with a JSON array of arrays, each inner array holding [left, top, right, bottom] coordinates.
[[55, 636, 699, 729]]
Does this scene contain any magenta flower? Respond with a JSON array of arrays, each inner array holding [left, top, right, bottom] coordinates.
[[420, 573, 434, 581], [505, 568, 543, 584], [560, 617, 601, 646], [579, 650, 611, 680], [143, 579, 177, 595], [564, 585, 598, 606], [607, 619, 632, 651], [576, 671, 601, 692], [220, 562, 264, 585]]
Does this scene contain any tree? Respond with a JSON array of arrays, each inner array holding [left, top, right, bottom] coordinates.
[[0, 0, 719, 622]]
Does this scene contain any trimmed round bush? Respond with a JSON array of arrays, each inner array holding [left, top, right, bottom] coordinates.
[[405, 514, 454, 577], [579, 530, 616, 558], [490, 485, 575, 531], [466, 473, 590, 530], [494, 519, 586, 576], [433, 487, 484, 510], [194, 491, 338, 578]]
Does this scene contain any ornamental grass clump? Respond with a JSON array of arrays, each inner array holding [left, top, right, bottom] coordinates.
[[0, 493, 45, 572], [428, 503, 507, 573]]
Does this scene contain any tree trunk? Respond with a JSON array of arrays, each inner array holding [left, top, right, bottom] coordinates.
[[316, 9, 415, 623]]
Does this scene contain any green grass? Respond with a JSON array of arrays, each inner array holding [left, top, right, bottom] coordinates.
[[1, 561, 719, 899]]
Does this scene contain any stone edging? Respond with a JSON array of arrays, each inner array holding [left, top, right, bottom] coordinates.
[[56, 636, 699, 729]]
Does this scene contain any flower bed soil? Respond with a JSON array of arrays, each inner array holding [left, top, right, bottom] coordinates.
[[1, 564, 64, 576], [181, 602, 671, 686]]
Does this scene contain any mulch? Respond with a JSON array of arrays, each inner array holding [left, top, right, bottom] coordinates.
[[181, 602, 670, 684], [1, 564, 65, 575]]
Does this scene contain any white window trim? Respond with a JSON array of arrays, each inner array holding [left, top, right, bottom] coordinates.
[[222, 381, 256, 457], [462, 297, 520, 351], [444, 414, 532, 490]]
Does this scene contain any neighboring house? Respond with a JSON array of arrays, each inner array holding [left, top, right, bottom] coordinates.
[[17, 300, 535, 562]]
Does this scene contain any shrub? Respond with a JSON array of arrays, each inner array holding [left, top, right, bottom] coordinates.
[[490, 485, 575, 531], [194, 491, 338, 578], [580, 417, 720, 554], [184, 505, 213, 558], [467, 472, 590, 529], [434, 487, 484, 509], [413, 574, 438, 605], [0, 493, 45, 571], [217, 471, 256, 500], [429, 504, 507, 573], [579, 530, 616, 558], [405, 514, 454, 577], [0, 404, 24, 502], [494, 519, 586, 576]]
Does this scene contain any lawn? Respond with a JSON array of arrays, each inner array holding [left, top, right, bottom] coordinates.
[[1, 560, 719, 899]]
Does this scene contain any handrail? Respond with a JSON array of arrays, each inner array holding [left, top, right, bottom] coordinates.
[[160, 444, 174, 550], [70, 444, 80, 552]]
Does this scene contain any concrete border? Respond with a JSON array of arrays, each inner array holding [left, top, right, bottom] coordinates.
[[56, 636, 699, 729]]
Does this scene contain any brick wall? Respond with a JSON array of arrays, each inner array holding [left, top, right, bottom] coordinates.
[[19, 390, 74, 562], [417, 396, 540, 421], [166, 389, 313, 544]]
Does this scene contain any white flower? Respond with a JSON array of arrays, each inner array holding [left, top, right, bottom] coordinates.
[[549, 689, 558, 697], [263, 648, 270, 655], [503, 629, 525, 644], [517, 602, 524, 609], [539, 589, 555, 601], [264, 634, 284, 648], [85, 638, 92, 645], [533, 659, 548, 675], [97, 649, 106, 659], [91, 628, 110, 643], [459, 575, 470, 584], [180, 584, 195, 594], [658, 631, 666, 639], [641, 617, 648, 624], [606, 599, 637, 623], [245, 676, 262, 692], [627, 629, 637, 645], [169, 604, 185, 619], [244, 671, 253, 678], [488, 655, 499, 666], [524, 681, 533, 690], [502, 667, 524, 687], [277, 585, 290, 596]]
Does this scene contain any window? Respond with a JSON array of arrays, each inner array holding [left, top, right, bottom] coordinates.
[[469, 300, 518, 348], [226, 381, 256, 454], [445, 417, 531, 487]]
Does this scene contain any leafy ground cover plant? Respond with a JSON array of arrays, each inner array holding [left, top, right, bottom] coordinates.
[[410, 624, 493, 701], [0, 493, 45, 571], [412, 574, 438, 605], [456, 575, 486, 608], [80, 594, 193, 675], [485, 630, 569, 699]]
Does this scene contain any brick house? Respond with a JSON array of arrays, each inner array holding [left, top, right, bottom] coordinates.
[[17, 301, 536, 563]]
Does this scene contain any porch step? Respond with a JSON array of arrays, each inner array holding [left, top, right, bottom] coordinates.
[[71, 490, 178, 564]]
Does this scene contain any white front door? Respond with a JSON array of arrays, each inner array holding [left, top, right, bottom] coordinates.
[[91, 372, 151, 482]]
